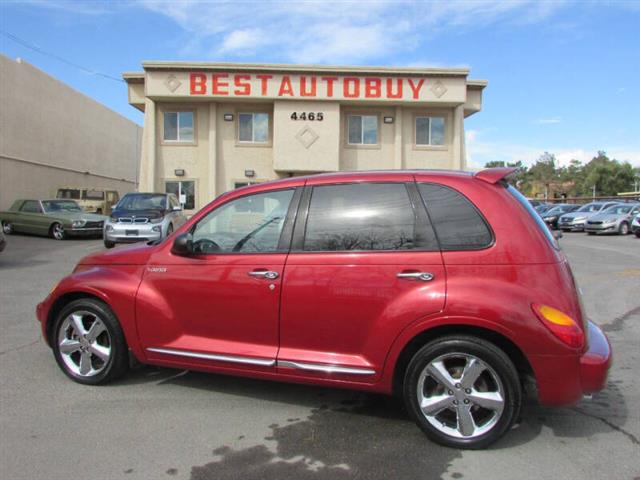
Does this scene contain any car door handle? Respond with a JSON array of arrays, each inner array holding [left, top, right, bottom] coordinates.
[[248, 270, 279, 280], [397, 272, 434, 281]]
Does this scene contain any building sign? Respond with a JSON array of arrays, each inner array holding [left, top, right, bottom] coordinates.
[[146, 71, 466, 103]]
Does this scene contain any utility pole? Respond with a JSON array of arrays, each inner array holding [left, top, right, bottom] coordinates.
[[592, 184, 596, 200]]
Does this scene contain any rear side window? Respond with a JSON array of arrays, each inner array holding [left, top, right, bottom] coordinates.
[[506, 185, 559, 250], [304, 183, 418, 251], [418, 183, 493, 250]]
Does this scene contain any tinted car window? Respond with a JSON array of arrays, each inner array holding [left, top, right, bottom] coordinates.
[[418, 183, 493, 250], [303, 183, 418, 251], [192, 189, 293, 253], [506, 185, 559, 250]]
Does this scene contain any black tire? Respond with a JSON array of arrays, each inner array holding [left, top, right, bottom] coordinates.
[[635, 230, 640, 238], [49, 222, 66, 240], [104, 240, 116, 249], [618, 222, 629, 235], [51, 298, 129, 385], [403, 335, 522, 449], [2, 221, 13, 235], [587, 232, 596, 236]]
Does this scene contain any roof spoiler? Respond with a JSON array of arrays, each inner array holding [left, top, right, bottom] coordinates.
[[474, 167, 518, 184]]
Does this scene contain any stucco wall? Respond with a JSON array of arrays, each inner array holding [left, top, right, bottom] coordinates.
[[0, 55, 142, 209]]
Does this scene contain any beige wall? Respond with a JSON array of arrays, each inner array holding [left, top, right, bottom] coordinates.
[[130, 62, 486, 212], [0, 55, 142, 209]]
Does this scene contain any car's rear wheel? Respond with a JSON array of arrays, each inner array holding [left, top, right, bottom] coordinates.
[[50, 222, 66, 240], [403, 335, 521, 449], [52, 298, 128, 385], [2, 221, 13, 234], [618, 222, 629, 235]]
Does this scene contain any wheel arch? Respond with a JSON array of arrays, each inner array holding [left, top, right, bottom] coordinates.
[[391, 324, 535, 398], [46, 292, 105, 346]]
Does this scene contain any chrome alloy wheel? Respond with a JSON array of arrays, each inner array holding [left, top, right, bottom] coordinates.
[[52, 223, 65, 240], [57, 311, 111, 377], [417, 353, 505, 439]]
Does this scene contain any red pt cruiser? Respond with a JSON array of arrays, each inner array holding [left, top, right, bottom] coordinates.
[[37, 168, 611, 448]]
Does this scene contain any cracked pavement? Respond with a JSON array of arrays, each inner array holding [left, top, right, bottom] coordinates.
[[0, 233, 638, 479]]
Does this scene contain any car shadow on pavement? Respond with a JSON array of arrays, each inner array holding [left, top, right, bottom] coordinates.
[[115, 366, 632, 479]]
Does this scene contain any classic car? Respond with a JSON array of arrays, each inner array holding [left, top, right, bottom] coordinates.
[[0, 199, 107, 240]]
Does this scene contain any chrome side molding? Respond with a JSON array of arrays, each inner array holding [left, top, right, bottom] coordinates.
[[146, 348, 276, 367], [147, 347, 376, 375], [277, 360, 376, 375]]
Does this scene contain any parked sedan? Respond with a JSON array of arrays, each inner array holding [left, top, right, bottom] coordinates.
[[541, 204, 582, 229], [103, 192, 186, 248], [534, 203, 554, 215], [0, 199, 106, 240], [558, 201, 621, 232], [585, 204, 640, 235], [632, 214, 640, 237]]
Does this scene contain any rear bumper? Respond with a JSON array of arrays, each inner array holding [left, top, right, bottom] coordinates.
[[579, 320, 612, 393], [531, 321, 611, 406]]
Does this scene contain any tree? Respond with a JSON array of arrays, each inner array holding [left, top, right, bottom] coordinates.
[[580, 151, 636, 196]]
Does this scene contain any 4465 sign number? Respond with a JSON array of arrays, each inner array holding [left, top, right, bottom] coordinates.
[[290, 112, 323, 121]]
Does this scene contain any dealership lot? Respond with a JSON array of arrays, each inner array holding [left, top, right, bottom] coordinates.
[[0, 233, 638, 480]]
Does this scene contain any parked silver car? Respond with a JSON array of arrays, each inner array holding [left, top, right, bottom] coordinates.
[[103, 192, 187, 248], [585, 203, 640, 235], [557, 201, 620, 232], [632, 214, 640, 238]]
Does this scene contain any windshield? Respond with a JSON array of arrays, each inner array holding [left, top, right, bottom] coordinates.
[[602, 205, 631, 214], [117, 194, 167, 211], [42, 200, 83, 212], [545, 206, 570, 215], [577, 203, 603, 213]]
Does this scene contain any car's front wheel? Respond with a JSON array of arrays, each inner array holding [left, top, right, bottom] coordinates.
[[2, 221, 13, 234], [50, 222, 66, 240], [618, 222, 629, 235], [403, 335, 521, 449], [52, 298, 128, 385]]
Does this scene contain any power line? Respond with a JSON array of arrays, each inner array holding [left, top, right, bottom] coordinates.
[[0, 29, 125, 83]]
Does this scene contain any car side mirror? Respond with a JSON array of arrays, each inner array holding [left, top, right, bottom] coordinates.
[[553, 230, 563, 240], [171, 233, 193, 256]]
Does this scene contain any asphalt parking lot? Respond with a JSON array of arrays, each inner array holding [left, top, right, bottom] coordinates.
[[0, 233, 638, 480]]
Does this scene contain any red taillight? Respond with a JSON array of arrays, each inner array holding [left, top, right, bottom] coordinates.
[[532, 303, 584, 349]]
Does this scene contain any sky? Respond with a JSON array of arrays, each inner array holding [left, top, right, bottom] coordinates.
[[1, 0, 639, 169]]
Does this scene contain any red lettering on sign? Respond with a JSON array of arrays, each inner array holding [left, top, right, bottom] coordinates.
[[408, 78, 425, 100], [233, 74, 251, 96], [386, 78, 402, 99], [343, 77, 360, 98], [321, 76, 338, 97], [278, 76, 294, 96], [365, 77, 381, 98], [190, 73, 207, 95], [212, 74, 229, 95], [300, 76, 317, 97], [256, 74, 272, 96]]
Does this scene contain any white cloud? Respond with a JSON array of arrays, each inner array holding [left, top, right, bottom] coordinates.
[[134, 0, 570, 63], [465, 132, 640, 170], [535, 116, 562, 125]]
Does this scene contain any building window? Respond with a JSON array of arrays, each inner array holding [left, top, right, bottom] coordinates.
[[165, 180, 195, 210], [415, 116, 445, 146], [238, 113, 269, 143], [348, 115, 378, 145], [163, 111, 194, 142]]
